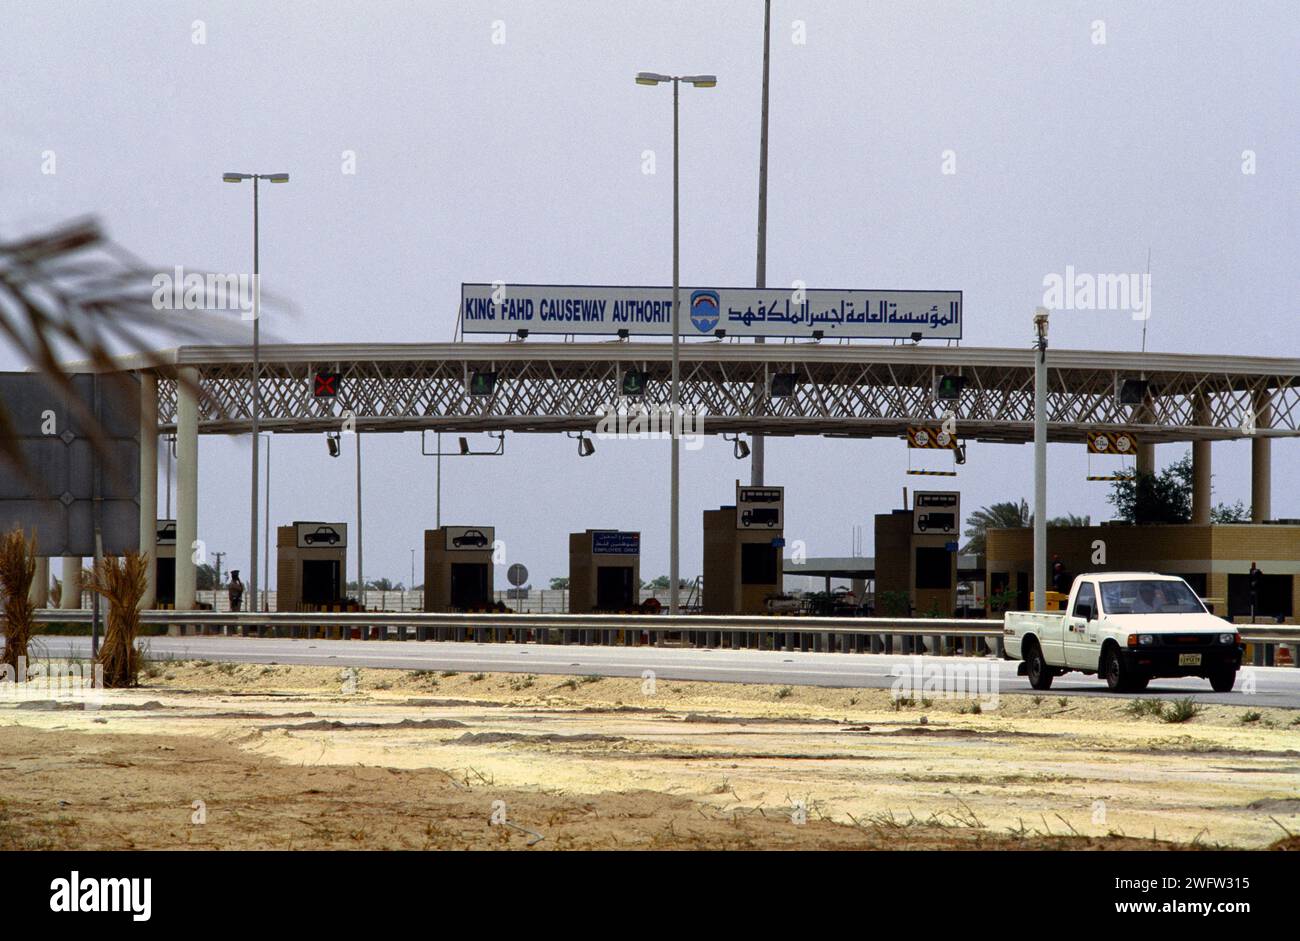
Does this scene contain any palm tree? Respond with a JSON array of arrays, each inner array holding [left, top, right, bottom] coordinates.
[[1047, 514, 1091, 528], [962, 500, 1030, 555]]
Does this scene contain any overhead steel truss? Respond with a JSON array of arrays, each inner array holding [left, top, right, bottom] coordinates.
[[128, 342, 1300, 443]]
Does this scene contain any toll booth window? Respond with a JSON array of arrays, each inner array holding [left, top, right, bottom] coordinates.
[[302, 559, 341, 605], [155, 558, 176, 605], [1175, 572, 1207, 598], [450, 563, 490, 610], [741, 544, 778, 585], [915, 547, 952, 590], [596, 567, 634, 610], [1227, 572, 1294, 620]]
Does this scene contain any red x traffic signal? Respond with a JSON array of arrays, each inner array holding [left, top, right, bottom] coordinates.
[[313, 372, 340, 397]]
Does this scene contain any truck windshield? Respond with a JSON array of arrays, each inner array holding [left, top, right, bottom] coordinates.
[[1099, 580, 1205, 615]]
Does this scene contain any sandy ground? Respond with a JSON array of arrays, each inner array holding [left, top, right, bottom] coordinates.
[[1, 659, 1297, 850]]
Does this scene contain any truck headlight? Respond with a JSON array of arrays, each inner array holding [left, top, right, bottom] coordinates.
[[1218, 632, 1236, 645], [1138, 634, 1156, 646]]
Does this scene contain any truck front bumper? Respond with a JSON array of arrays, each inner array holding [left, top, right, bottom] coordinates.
[[1121, 645, 1242, 677]]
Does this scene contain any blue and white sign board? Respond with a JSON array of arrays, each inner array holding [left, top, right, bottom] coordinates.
[[461, 283, 962, 340], [592, 531, 640, 555]]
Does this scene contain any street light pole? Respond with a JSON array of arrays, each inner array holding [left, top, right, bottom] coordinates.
[[1033, 308, 1049, 612], [671, 75, 681, 617], [222, 170, 289, 613], [263, 432, 271, 611], [751, 0, 772, 487], [636, 71, 715, 616], [356, 427, 364, 611], [251, 174, 260, 611]]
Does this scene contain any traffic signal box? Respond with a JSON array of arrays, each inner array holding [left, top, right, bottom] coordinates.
[[277, 521, 348, 611], [154, 518, 176, 607], [703, 483, 786, 615], [424, 526, 495, 612], [569, 530, 641, 613]]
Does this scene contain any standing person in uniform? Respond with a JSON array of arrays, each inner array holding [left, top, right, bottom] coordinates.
[[1051, 559, 1068, 593], [228, 570, 245, 613]]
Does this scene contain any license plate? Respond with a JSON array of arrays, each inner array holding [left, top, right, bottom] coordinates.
[[1179, 653, 1202, 666]]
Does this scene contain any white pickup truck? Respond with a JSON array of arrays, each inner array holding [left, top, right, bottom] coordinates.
[[1003, 573, 1243, 692]]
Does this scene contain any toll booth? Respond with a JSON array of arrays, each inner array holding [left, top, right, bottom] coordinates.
[[703, 483, 785, 615], [873, 491, 960, 618], [277, 521, 348, 611], [986, 522, 1300, 622], [570, 530, 641, 612], [425, 526, 495, 612], [154, 519, 176, 607]]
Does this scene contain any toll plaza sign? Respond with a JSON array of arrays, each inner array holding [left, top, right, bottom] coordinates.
[[461, 283, 962, 340], [737, 483, 784, 530], [295, 521, 347, 548], [592, 531, 640, 555], [913, 491, 960, 536], [445, 526, 494, 551]]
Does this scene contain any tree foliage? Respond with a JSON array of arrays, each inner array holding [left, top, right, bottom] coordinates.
[[1108, 452, 1249, 524], [962, 500, 1029, 555], [1108, 453, 1193, 523]]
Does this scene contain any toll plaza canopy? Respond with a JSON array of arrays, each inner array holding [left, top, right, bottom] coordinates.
[[95, 340, 1298, 612], [111, 341, 1300, 442]]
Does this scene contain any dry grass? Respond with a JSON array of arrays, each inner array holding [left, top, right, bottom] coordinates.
[[85, 552, 147, 687], [0, 526, 37, 671]]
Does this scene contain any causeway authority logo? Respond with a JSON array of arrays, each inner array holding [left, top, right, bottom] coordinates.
[[689, 289, 719, 333]]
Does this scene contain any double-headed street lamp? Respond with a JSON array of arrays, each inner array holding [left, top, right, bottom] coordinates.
[[222, 170, 289, 613], [636, 71, 715, 616]]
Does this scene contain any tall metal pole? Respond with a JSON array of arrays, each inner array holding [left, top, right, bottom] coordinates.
[[165, 435, 172, 519], [669, 77, 681, 616], [436, 431, 442, 528], [249, 176, 261, 612], [1032, 309, 1049, 612], [356, 428, 365, 610], [263, 434, 270, 611], [751, 0, 771, 486]]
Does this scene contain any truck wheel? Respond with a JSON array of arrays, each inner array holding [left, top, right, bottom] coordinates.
[[1208, 669, 1237, 693], [1024, 638, 1053, 690], [1103, 646, 1138, 693]]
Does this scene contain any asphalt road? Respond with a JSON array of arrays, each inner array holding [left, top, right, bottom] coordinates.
[[33, 635, 1300, 707]]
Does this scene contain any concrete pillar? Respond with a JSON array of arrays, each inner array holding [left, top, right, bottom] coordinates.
[[1191, 395, 1213, 525], [1250, 393, 1272, 523], [139, 373, 158, 608], [59, 557, 82, 609], [28, 557, 49, 607], [1191, 441, 1212, 524], [1136, 442, 1156, 477], [175, 366, 200, 611]]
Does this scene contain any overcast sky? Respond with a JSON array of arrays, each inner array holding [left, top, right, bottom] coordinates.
[[3, 1, 1297, 588]]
